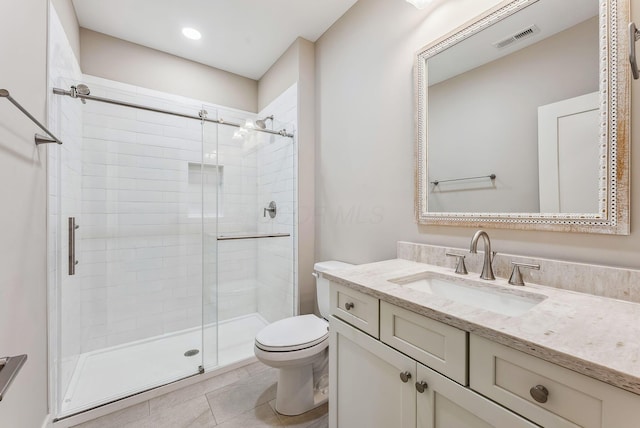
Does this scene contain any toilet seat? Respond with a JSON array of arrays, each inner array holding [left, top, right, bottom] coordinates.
[[255, 314, 329, 352]]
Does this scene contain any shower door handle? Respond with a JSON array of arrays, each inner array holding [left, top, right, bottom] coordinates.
[[69, 217, 79, 275]]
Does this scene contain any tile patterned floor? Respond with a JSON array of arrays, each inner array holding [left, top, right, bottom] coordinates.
[[72, 362, 328, 428]]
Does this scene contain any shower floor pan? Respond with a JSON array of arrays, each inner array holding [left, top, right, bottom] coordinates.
[[60, 313, 268, 416]]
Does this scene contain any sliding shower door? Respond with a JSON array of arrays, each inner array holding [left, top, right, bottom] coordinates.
[[50, 77, 298, 418], [202, 109, 297, 370], [201, 110, 220, 370], [52, 82, 208, 416]]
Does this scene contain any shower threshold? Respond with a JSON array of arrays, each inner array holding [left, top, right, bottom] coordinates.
[[59, 313, 267, 417]]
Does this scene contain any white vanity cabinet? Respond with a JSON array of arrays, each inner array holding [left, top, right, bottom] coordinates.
[[330, 316, 537, 428], [328, 285, 536, 428], [329, 282, 640, 428]]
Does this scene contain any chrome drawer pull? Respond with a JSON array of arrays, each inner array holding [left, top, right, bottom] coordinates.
[[399, 371, 412, 383], [530, 385, 549, 403], [344, 302, 354, 310], [415, 381, 428, 393]]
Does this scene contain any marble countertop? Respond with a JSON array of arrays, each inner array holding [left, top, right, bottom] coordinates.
[[324, 258, 640, 396]]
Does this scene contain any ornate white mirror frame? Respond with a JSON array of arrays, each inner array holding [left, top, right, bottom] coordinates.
[[414, 0, 630, 234]]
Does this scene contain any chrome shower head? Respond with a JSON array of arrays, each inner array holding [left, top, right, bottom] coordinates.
[[75, 84, 91, 96], [255, 115, 274, 130], [70, 84, 91, 104]]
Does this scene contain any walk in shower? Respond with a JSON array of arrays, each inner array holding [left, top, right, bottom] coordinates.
[[47, 70, 297, 416]]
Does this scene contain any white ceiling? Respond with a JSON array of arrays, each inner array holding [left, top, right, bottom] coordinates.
[[72, 0, 358, 80]]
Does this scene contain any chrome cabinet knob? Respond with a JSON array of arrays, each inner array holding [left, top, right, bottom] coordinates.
[[399, 371, 412, 383], [530, 385, 549, 403], [415, 381, 428, 393], [344, 302, 354, 310]]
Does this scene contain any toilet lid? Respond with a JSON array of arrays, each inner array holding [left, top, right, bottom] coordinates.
[[255, 314, 329, 352]]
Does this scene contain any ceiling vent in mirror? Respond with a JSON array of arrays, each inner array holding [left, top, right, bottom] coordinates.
[[492, 25, 540, 49]]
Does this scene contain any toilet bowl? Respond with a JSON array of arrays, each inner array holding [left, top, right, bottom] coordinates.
[[254, 261, 353, 416]]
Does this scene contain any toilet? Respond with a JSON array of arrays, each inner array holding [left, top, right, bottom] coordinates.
[[254, 261, 353, 416]]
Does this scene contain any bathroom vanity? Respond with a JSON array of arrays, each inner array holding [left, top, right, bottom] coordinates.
[[326, 246, 640, 428], [325, 0, 639, 424]]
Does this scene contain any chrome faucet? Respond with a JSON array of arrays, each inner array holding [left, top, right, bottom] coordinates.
[[469, 230, 496, 280]]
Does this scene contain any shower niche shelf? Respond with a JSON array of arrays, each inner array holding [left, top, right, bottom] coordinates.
[[188, 162, 224, 218]]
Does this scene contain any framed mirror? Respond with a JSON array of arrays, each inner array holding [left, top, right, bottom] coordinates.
[[414, 0, 630, 234]]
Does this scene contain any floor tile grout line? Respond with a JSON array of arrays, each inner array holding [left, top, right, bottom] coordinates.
[[205, 387, 221, 426]]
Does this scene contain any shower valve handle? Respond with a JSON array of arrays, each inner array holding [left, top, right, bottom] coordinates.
[[264, 201, 277, 218]]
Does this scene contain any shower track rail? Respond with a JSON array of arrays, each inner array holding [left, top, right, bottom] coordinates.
[[52, 87, 294, 138], [217, 233, 290, 241]]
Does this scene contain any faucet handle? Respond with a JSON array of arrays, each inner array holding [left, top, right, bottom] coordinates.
[[445, 252, 468, 275], [508, 262, 540, 286]]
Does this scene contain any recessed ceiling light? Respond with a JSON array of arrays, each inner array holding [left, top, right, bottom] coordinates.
[[182, 27, 202, 40]]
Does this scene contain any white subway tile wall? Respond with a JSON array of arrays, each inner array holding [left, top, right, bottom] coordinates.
[[77, 77, 205, 351], [74, 76, 296, 351], [256, 84, 298, 322]]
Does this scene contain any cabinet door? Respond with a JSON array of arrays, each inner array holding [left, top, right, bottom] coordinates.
[[416, 363, 538, 428], [330, 316, 416, 428]]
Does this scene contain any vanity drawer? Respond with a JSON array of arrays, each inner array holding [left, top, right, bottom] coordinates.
[[380, 301, 467, 385], [470, 334, 640, 428], [330, 282, 379, 338]]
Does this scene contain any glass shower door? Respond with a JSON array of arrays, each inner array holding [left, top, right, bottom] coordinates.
[[201, 110, 220, 370], [53, 82, 206, 416], [202, 109, 296, 370]]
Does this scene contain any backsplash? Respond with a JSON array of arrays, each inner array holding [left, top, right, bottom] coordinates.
[[397, 241, 640, 303]]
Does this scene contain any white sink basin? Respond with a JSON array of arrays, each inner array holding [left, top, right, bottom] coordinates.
[[390, 273, 545, 316]]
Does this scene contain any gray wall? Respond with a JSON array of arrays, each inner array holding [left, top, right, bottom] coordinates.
[[315, 0, 640, 271], [0, 0, 49, 426], [258, 38, 302, 111], [80, 28, 259, 112], [428, 17, 598, 213], [259, 37, 317, 315], [52, 0, 80, 61]]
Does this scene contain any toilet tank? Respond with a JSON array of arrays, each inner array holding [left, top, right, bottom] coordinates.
[[314, 261, 354, 319]]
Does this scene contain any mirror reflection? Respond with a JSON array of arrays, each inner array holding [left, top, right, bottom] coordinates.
[[425, 0, 599, 214]]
